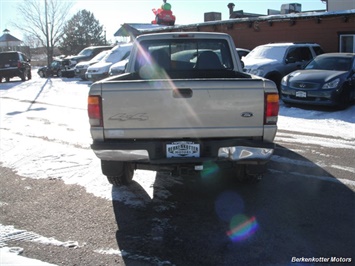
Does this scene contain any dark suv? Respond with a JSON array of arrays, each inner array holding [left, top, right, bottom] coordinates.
[[0, 51, 32, 82], [242, 43, 324, 90]]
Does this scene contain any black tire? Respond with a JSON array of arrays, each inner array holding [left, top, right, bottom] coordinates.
[[233, 164, 248, 183], [101, 160, 134, 186], [57, 70, 62, 77], [231, 164, 262, 184], [28, 70, 32, 80], [38, 70, 45, 78], [5, 77, 10, 82]]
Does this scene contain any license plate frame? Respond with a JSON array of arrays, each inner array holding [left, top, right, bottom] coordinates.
[[166, 141, 200, 158], [296, 91, 307, 98]]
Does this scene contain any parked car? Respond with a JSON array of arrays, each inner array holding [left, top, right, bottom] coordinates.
[[37, 58, 75, 78], [242, 42, 324, 89], [109, 58, 129, 76], [281, 53, 355, 109], [236, 48, 250, 59], [86, 43, 132, 82], [74, 50, 109, 80], [0, 51, 31, 82], [65, 45, 112, 65]]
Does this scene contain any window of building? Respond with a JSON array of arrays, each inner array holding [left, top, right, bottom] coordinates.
[[339, 34, 355, 52]]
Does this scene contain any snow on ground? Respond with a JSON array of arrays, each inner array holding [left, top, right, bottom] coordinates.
[[1, 247, 57, 266], [278, 103, 354, 143], [0, 224, 78, 266], [0, 70, 354, 264]]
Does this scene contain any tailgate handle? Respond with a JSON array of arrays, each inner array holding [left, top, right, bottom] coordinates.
[[173, 88, 193, 98]]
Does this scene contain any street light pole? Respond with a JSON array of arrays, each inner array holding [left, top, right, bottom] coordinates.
[[104, 27, 107, 45], [45, 0, 50, 67]]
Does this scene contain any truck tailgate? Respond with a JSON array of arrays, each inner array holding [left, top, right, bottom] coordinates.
[[100, 79, 265, 139]]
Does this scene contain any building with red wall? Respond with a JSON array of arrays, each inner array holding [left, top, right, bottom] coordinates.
[[116, 9, 355, 53]]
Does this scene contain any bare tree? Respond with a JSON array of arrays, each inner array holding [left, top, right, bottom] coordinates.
[[13, 0, 73, 65], [23, 34, 42, 48]]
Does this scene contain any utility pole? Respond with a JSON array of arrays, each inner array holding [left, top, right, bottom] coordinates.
[[45, 0, 50, 67]]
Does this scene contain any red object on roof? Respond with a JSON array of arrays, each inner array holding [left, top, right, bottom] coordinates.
[[152, 8, 176, 26]]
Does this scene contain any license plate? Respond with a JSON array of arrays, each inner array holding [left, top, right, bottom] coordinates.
[[88, 74, 92, 78], [166, 141, 200, 158], [296, 91, 307, 98], [5, 64, 10, 67]]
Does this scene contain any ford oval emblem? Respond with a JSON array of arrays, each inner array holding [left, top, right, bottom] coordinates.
[[241, 112, 253, 118]]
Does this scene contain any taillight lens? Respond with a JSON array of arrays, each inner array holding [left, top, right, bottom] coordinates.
[[17, 61, 22, 68], [265, 93, 279, 125], [88, 96, 102, 127]]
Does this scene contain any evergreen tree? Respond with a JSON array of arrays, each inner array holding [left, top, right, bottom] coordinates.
[[60, 10, 106, 55]]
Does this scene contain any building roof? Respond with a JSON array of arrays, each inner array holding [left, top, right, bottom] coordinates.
[[114, 23, 174, 37], [114, 9, 355, 38], [0, 31, 22, 47]]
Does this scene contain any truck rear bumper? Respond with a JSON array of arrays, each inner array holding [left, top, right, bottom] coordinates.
[[91, 139, 275, 164]]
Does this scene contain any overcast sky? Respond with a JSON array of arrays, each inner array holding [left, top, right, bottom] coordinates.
[[1, 0, 326, 43]]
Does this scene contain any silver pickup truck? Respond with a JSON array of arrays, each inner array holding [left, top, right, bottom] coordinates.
[[88, 32, 279, 186]]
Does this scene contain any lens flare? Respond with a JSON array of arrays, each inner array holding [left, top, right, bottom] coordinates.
[[200, 161, 220, 179], [215, 191, 244, 222], [227, 214, 259, 242]]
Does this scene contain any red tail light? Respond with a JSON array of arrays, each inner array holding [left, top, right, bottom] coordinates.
[[17, 61, 22, 68], [265, 93, 279, 125], [88, 96, 102, 127]]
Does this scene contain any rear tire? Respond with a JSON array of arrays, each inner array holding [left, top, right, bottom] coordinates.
[[20, 73, 26, 81], [101, 160, 134, 186], [38, 70, 45, 78], [233, 164, 248, 183], [232, 164, 262, 184]]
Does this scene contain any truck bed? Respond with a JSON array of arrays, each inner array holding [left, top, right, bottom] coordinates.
[[94, 71, 266, 140]]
